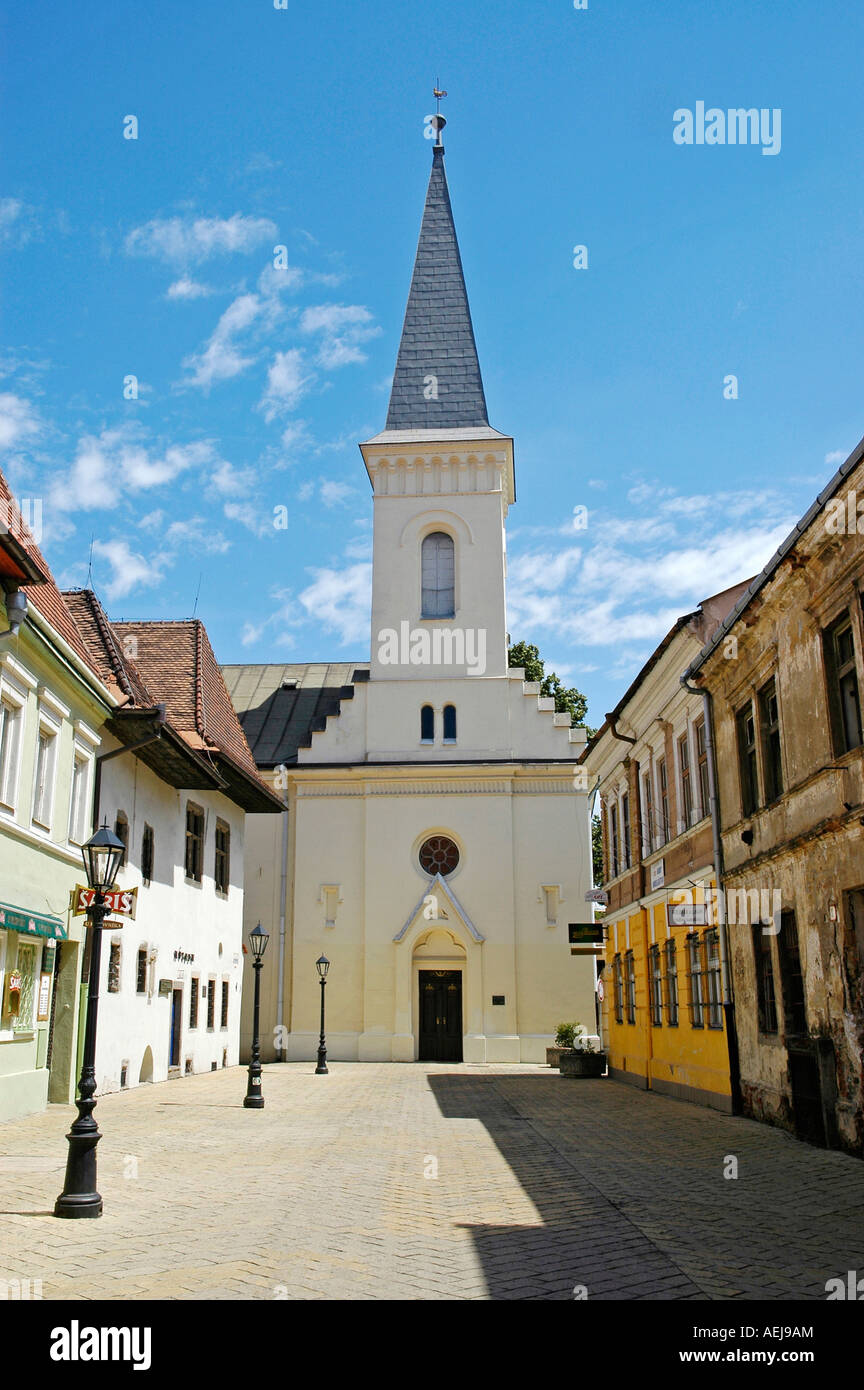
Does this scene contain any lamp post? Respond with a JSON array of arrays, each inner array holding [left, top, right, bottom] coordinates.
[[54, 822, 125, 1219], [244, 922, 269, 1109], [315, 954, 330, 1074]]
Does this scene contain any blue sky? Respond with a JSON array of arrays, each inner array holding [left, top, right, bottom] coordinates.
[[2, 0, 864, 726]]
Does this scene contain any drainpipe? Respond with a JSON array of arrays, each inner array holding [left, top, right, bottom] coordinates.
[[680, 674, 742, 1115], [606, 713, 637, 746], [276, 798, 289, 1059], [92, 704, 167, 832]]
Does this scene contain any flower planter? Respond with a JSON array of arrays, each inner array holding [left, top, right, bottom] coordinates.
[[559, 1050, 607, 1079], [546, 1046, 565, 1069]]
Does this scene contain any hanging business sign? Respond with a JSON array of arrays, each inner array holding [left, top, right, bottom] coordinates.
[[667, 902, 710, 927], [568, 923, 605, 946], [70, 886, 138, 919]]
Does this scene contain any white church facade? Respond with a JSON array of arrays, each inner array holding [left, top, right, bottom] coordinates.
[[225, 136, 596, 1065]]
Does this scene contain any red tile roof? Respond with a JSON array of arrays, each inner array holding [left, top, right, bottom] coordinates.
[[0, 467, 107, 682]]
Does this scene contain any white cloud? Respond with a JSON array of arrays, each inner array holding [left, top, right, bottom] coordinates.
[[181, 293, 260, 390], [258, 348, 315, 420], [49, 430, 219, 511], [0, 393, 41, 450], [300, 303, 380, 368], [298, 562, 371, 644], [125, 213, 277, 267], [319, 480, 356, 508], [93, 539, 169, 599], [166, 277, 214, 300], [0, 198, 38, 246], [210, 460, 256, 496], [223, 499, 273, 537], [825, 450, 847, 466]]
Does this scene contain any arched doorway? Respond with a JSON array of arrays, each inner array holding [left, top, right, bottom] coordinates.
[[413, 929, 465, 1063], [138, 1045, 154, 1084]]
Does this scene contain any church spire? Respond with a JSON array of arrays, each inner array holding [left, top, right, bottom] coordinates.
[[384, 133, 489, 433]]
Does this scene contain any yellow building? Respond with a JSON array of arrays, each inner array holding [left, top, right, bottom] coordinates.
[[581, 584, 750, 1112]]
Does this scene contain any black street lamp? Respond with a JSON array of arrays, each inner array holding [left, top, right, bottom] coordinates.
[[315, 954, 330, 1075], [55, 821, 125, 1219], [244, 922, 269, 1109]]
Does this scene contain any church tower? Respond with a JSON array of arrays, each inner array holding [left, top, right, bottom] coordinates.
[[361, 138, 513, 687], [229, 119, 597, 1067]]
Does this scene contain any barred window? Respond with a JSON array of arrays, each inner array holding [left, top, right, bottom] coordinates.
[[625, 950, 636, 1025], [705, 929, 723, 1029], [189, 977, 199, 1030], [649, 943, 663, 1026], [665, 938, 679, 1026], [687, 933, 704, 1028], [221, 980, 229, 1030], [136, 947, 147, 995], [613, 953, 624, 1024], [206, 979, 216, 1031], [753, 925, 778, 1034]]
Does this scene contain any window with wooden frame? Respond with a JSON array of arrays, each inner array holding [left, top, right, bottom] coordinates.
[[68, 750, 91, 845], [759, 677, 783, 803], [695, 716, 710, 817], [777, 910, 807, 1038], [621, 792, 631, 870], [704, 929, 723, 1029], [641, 771, 654, 854], [206, 978, 216, 1030], [736, 702, 759, 817], [679, 732, 693, 829], [107, 941, 121, 993], [752, 924, 778, 1034], [141, 824, 154, 886], [32, 720, 58, 829], [613, 953, 624, 1024], [687, 933, 705, 1027], [823, 611, 862, 756], [625, 950, 636, 1024], [189, 976, 199, 1029], [220, 980, 229, 1029], [649, 944, 663, 1026], [609, 802, 620, 879], [657, 756, 669, 844], [214, 820, 230, 895], [664, 938, 679, 1026], [136, 946, 148, 995], [185, 803, 205, 882], [0, 694, 24, 811]]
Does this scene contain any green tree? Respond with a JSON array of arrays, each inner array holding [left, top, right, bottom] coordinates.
[[591, 813, 603, 887], [507, 639, 591, 728]]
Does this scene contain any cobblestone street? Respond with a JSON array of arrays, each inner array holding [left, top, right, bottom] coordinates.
[[1, 1064, 863, 1301]]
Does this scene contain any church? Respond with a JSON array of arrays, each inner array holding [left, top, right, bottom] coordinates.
[[224, 127, 596, 1065]]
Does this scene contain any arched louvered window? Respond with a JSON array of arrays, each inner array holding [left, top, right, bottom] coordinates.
[[421, 705, 435, 742], [421, 532, 455, 618], [443, 705, 457, 742]]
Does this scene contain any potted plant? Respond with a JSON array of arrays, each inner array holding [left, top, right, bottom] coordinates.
[[547, 1022, 578, 1069], [558, 1023, 607, 1079]]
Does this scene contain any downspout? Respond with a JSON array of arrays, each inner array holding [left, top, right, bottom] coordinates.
[[92, 704, 167, 832], [680, 674, 742, 1115], [276, 795, 289, 1059]]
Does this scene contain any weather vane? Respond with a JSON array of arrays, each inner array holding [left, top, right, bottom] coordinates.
[[431, 81, 448, 146]]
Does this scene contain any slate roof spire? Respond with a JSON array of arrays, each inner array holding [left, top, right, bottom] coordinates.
[[384, 141, 489, 432]]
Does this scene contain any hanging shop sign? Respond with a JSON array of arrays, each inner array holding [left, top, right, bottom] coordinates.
[[568, 923, 606, 946], [0, 901, 67, 940], [70, 886, 138, 919]]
